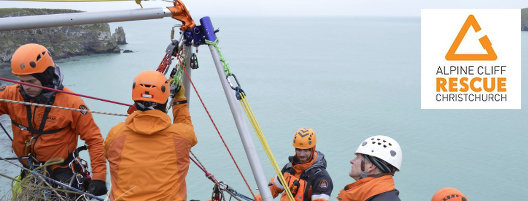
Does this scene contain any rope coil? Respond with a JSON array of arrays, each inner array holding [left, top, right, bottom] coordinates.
[[205, 39, 232, 76], [0, 156, 104, 201]]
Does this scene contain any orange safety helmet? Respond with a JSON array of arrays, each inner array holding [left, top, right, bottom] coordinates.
[[292, 128, 316, 149], [11, 43, 55, 75], [132, 70, 170, 104], [431, 187, 468, 201]]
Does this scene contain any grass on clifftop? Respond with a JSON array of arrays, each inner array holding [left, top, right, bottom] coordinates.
[[0, 8, 80, 18]]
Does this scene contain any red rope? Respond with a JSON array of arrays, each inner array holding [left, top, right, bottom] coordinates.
[[1, 52, 257, 198], [157, 54, 172, 73], [190, 155, 247, 201], [0, 77, 133, 107], [175, 55, 257, 199], [190, 156, 220, 184], [2, 52, 256, 199]]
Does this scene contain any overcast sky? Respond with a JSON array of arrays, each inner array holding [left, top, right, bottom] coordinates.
[[2, 0, 528, 17]]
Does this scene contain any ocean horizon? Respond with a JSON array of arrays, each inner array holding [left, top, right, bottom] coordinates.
[[0, 16, 526, 201]]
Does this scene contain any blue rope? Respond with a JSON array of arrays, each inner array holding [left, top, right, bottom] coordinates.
[[0, 157, 104, 201], [227, 186, 254, 201], [26, 168, 104, 201]]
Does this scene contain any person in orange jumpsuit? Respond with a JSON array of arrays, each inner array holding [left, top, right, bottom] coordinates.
[[0, 43, 107, 195], [337, 135, 402, 201], [104, 70, 197, 200], [257, 128, 333, 201], [431, 187, 469, 201]]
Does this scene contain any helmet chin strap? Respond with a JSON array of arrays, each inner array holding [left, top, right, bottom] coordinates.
[[309, 146, 316, 161], [135, 101, 157, 111], [359, 155, 368, 179]]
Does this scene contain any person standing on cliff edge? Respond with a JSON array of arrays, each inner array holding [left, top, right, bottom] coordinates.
[[1, 43, 107, 197]]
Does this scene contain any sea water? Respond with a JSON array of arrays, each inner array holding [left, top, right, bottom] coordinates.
[[0, 17, 527, 201]]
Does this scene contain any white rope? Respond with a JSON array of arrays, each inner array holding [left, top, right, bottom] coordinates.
[[0, 98, 128, 117]]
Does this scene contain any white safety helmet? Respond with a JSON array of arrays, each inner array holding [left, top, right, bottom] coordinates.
[[355, 135, 402, 171]]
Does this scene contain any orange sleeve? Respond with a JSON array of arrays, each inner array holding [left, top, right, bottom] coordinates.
[[0, 85, 17, 115], [255, 194, 262, 201], [172, 97, 191, 125], [71, 96, 107, 181], [253, 176, 286, 201], [269, 176, 285, 198], [171, 97, 197, 146], [0, 85, 28, 159]]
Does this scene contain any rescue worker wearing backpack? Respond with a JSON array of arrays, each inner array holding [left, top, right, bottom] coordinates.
[[1, 43, 107, 195], [257, 128, 333, 201], [337, 135, 402, 201], [104, 70, 197, 200]]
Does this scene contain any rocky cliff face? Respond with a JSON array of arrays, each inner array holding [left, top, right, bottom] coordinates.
[[113, 26, 127, 45], [0, 8, 127, 66]]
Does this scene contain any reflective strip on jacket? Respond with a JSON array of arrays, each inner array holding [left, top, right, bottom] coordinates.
[[104, 98, 197, 201], [262, 151, 333, 201], [0, 84, 106, 180]]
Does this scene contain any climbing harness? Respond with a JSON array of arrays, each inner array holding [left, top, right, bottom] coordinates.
[[1, 156, 104, 201], [0, 121, 13, 141], [0, 108, 97, 200], [67, 145, 92, 192], [0, 3, 290, 200]]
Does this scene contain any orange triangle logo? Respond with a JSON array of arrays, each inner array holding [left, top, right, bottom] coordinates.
[[445, 15, 497, 61]]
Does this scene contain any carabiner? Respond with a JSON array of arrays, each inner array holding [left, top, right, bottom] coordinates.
[[226, 74, 246, 100], [226, 74, 241, 91]]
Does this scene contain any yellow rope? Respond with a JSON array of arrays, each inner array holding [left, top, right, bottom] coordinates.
[[238, 92, 295, 201]]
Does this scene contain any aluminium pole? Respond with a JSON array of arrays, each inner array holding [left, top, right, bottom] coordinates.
[[208, 44, 273, 201], [201, 17, 273, 201], [181, 44, 192, 101], [0, 8, 172, 31]]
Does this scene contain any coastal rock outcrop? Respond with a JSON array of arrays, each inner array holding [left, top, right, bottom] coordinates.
[[0, 8, 127, 66], [113, 26, 127, 45]]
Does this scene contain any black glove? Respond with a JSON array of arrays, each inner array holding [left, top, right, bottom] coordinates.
[[88, 180, 108, 196], [172, 83, 186, 100]]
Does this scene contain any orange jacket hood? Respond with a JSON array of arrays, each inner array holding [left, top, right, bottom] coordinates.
[[126, 109, 171, 135], [337, 175, 395, 201], [105, 99, 196, 200]]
